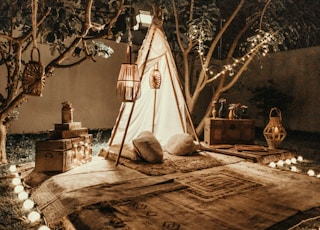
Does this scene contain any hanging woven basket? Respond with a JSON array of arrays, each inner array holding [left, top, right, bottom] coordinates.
[[22, 47, 45, 96], [149, 63, 161, 89]]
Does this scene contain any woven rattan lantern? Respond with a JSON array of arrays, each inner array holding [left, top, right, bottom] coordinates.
[[263, 107, 287, 149], [116, 7, 141, 103], [117, 63, 140, 102], [22, 0, 45, 96], [149, 63, 161, 89], [22, 48, 45, 97]]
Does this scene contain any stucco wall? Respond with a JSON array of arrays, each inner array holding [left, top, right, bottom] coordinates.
[[226, 46, 320, 132], [8, 40, 125, 134], [6, 44, 320, 134]]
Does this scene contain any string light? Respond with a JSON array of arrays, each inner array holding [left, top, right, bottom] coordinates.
[[18, 191, 29, 201], [8, 165, 50, 229], [9, 165, 17, 173], [27, 210, 41, 223], [14, 184, 24, 194], [199, 29, 281, 82], [23, 199, 35, 210], [12, 177, 22, 185], [38, 226, 51, 230]]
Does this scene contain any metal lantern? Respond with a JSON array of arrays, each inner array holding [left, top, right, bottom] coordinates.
[[116, 63, 140, 102], [149, 63, 161, 89], [263, 107, 287, 149]]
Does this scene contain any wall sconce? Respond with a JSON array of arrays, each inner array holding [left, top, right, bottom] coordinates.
[[263, 107, 287, 149], [134, 10, 152, 30]]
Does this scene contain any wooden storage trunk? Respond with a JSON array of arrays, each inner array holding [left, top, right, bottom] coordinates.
[[35, 149, 74, 172], [35, 134, 92, 172], [204, 118, 255, 145]]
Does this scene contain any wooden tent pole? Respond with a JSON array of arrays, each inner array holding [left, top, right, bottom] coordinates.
[[165, 54, 200, 143], [115, 26, 157, 166], [151, 89, 157, 133], [108, 102, 126, 146]]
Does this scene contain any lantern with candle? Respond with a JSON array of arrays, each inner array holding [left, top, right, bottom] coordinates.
[[263, 107, 287, 149]]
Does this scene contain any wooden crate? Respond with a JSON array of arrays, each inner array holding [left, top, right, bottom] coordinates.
[[204, 118, 255, 145]]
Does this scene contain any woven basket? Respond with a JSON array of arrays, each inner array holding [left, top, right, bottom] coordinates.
[[22, 47, 45, 96]]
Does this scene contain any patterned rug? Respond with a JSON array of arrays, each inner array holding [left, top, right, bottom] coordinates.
[[101, 147, 231, 176], [66, 170, 264, 230]]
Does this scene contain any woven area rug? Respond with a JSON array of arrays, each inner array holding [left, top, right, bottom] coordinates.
[[66, 169, 264, 230], [102, 146, 229, 176]]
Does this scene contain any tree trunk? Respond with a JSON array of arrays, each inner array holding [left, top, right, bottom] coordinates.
[[0, 122, 8, 164]]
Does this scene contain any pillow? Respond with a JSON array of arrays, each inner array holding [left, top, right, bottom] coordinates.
[[165, 133, 197, 156], [132, 131, 163, 163]]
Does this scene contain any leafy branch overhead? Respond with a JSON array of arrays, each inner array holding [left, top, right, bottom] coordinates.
[[0, 0, 131, 163]]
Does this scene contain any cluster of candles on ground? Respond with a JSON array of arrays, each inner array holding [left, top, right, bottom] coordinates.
[[268, 156, 320, 177], [8, 164, 50, 230]]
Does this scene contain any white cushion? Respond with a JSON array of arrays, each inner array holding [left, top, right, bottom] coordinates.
[[165, 133, 196, 156], [132, 131, 163, 163]]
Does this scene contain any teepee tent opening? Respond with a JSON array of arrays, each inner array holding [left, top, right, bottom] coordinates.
[[108, 14, 198, 162]]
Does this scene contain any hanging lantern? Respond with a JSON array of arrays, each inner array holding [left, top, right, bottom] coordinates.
[[117, 63, 140, 102], [263, 107, 287, 149], [22, 47, 45, 96], [149, 63, 161, 89]]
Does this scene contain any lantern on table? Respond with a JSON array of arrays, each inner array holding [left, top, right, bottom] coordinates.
[[263, 107, 287, 149]]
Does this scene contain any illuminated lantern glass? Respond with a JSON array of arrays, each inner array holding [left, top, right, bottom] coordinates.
[[117, 64, 140, 102], [263, 107, 287, 149], [149, 63, 161, 89]]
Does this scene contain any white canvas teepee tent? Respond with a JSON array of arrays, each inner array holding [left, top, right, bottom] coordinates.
[[109, 22, 192, 147]]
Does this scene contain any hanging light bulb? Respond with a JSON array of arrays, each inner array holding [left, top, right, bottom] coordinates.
[[149, 62, 161, 89]]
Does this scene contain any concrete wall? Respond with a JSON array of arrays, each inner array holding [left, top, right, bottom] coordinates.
[[8, 40, 125, 134], [226, 46, 320, 132], [7, 44, 320, 134]]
